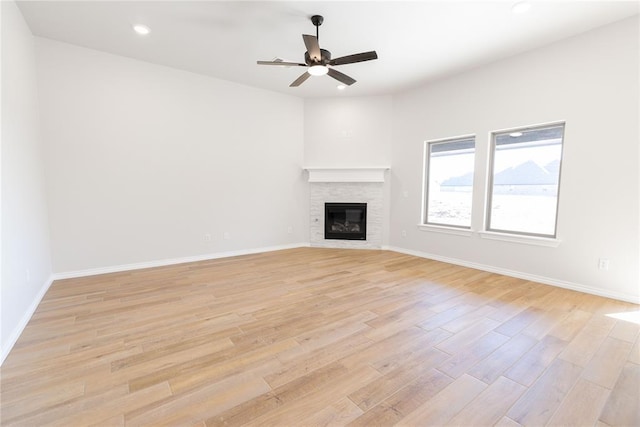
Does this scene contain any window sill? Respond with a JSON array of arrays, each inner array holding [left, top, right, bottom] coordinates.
[[417, 224, 473, 237], [478, 231, 561, 247], [417, 226, 561, 247]]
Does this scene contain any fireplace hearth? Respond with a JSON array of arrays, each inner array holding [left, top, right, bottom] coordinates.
[[325, 203, 367, 240]]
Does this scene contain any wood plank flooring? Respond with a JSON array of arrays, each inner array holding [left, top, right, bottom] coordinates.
[[1, 248, 638, 426]]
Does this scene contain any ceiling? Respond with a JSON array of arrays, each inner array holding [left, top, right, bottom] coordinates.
[[16, 1, 639, 98]]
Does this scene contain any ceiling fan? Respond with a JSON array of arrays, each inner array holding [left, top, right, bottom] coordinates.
[[257, 15, 378, 87]]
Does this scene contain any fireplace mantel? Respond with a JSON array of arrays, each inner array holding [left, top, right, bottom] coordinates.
[[304, 167, 390, 183], [307, 169, 387, 249]]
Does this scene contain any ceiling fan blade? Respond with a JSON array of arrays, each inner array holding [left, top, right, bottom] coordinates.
[[257, 60, 306, 67], [327, 68, 356, 86], [290, 71, 311, 87], [303, 34, 321, 62], [329, 51, 378, 66]]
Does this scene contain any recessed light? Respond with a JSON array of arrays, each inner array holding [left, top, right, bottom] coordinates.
[[337, 84, 346, 91], [133, 24, 151, 35], [511, 1, 531, 14]]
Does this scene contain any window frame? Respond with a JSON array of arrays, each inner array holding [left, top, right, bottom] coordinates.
[[485, 122, 566, 239], [422, 135, 476, 230]]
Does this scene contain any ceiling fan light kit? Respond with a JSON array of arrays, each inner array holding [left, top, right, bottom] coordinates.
[[308, 65, 328, 76], [257, 15, 378, 87]]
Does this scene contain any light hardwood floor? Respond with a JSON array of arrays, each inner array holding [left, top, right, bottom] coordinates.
[[1, 248, 638, 426]]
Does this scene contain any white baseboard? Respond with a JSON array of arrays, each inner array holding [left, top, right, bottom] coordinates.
[[53, 242, 310, 280], [3, 242, 635, 367], [388, 245, 639, 304], [1, 275, 55, 365], [1, 243, 309, 366]]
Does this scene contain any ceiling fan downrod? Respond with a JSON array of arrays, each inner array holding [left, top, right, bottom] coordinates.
[[256, 13, 378, 88], [311, 15, 323, 42]]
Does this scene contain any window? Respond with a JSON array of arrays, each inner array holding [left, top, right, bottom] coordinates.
[[486, 123, 565, 237], [423, 136, 475, 228]]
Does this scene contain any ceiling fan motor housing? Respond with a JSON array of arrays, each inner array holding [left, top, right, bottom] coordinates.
[[257, 13, 377, 87], [305, 49, 331, 66]]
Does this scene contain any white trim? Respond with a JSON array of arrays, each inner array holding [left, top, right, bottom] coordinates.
[[416, 226, 560, 246], [304, 167, 389, 183], [388, 245, 639, 304], [490, 120, 567, 136], [424, 133, 476, 144], [420, 143, 428, 223], [478, 231, 561, 247], [418, 224, 473, 237], [53, 243, 309, 280], [2, 242, 637, 367], [1, 275, 55, 366], [1, 243, 309, 366]]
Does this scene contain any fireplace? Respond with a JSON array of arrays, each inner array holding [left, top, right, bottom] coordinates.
[[325, 203, 367, 240]]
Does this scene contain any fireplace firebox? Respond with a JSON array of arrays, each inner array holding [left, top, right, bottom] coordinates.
[[325, 203, 367, 240]]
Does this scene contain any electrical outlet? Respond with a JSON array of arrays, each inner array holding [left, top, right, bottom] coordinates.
[[287, 226, 293, 234], [401, 230, 407, 238], [223, 232, 230, 240], [598, 258, 610, 271]]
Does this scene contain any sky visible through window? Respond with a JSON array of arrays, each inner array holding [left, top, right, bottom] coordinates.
[[426, 143, 474, 227], [489, 137, 562, 236], [426, 126, 563, 235]]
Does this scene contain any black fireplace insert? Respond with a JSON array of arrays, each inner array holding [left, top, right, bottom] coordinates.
[[325, 202, 367, 240]]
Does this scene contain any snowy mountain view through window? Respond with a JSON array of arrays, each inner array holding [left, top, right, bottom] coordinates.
[[425, 137, 475, 227], [487, 124, 564, 237], [424, 124, 564, 237]]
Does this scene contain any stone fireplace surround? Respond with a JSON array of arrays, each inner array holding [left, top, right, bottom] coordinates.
[[306, 167, 389, 249]]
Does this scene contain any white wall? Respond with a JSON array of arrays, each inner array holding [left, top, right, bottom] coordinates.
[[304, 96, 393, 245], [304, 96, 393, 167], [36, 38, 307, 273], [390, 17, 639, 302], [1, 1, 53, 362], [2, 6, 636, 368]]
